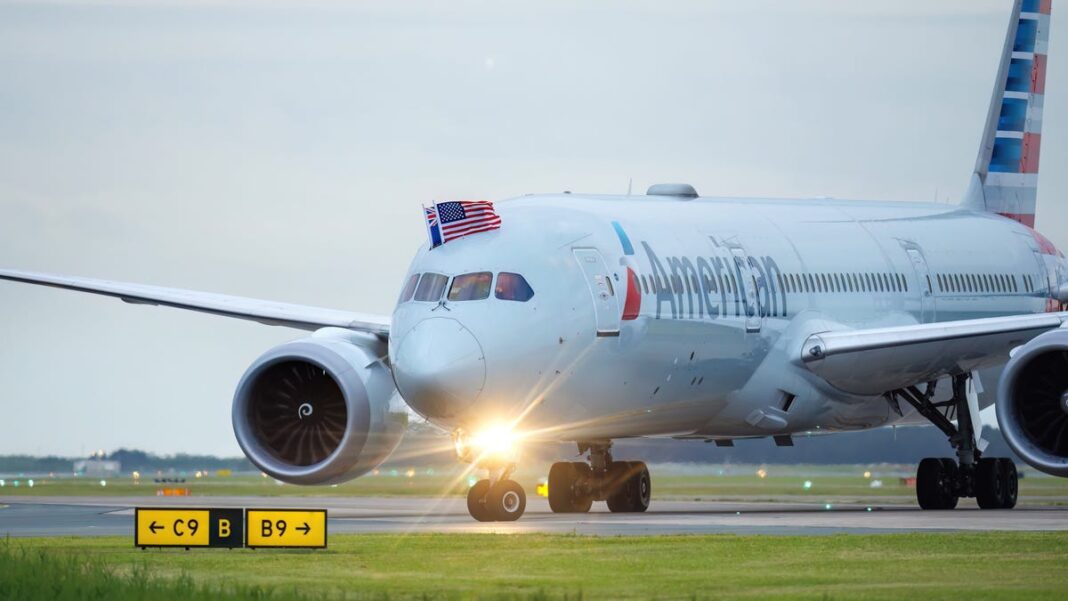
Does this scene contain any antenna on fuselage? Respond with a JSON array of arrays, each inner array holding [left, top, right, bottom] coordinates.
[[627, 178, 633, 196]]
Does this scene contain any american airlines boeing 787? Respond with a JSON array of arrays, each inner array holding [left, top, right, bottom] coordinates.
[[2, 0, 1067, 521]]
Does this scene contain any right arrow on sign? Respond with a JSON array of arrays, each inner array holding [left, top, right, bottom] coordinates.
[[296, 522, 310, 535]]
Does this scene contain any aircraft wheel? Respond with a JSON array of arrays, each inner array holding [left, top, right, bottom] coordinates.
[[488, 479, 526, 521], [917, 457, 958, 510], [467, 479, 495, 522], [976, 457, 1007, 509], [605, 462, 631, 512], [998, 458, 1018, 509], [606, 461, 650, 513], [629, 461, 652, 512], [548, 462, 592, 513]]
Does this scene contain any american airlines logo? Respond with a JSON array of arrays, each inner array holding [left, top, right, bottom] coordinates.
[[640, 242, 787, 321]]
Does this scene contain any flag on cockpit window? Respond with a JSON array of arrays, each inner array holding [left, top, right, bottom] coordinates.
[[425, 200, 501, 249], [424, 205, 443, 248]]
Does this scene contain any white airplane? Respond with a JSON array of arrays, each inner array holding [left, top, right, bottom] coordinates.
[[2, 0, 1067, 522]]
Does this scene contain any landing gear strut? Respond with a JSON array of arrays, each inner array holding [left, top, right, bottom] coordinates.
[[893, 373, 1018, 510], [547, 442, 651, 514]]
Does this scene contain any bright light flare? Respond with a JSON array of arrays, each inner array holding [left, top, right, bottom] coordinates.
[[470, 424, 516, 456], [455, 423, 523, 465]]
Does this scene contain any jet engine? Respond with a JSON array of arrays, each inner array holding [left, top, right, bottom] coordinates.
[[231, 329, 406, 485], [997, 329, 1068, 477]]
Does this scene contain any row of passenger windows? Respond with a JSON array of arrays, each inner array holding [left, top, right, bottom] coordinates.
[[780, 272, 908, 294], [633, 268, 1040, 298], [935, 273, 1031, 294], [633, 270, 911, 297], [398, 271, 535, 304]]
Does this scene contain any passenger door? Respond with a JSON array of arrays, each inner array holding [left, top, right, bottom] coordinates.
[[573, 248, 621, 337], [906, 248, 935, 322], [729, 247, 762, 333]]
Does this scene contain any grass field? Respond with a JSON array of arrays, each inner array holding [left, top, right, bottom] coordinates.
[[4, 532, 1068, 600], [3, 465, 1068, 505]]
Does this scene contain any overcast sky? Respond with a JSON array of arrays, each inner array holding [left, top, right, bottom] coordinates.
[[0, 0, 1064, 456]]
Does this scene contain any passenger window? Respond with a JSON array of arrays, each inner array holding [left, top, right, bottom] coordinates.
[[496, 272, 535, 302], [448, 272, 493, 301], [413, 273, 449, 302], [398, 274, 419, 303]]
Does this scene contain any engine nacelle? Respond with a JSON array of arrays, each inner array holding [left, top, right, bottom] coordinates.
[[997, 329, 1068, 477], [232, 329, 406, 485]]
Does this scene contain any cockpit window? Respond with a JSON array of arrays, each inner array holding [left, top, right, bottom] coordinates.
[[495, 272, 535, 302], [448, 272, 492, 301], [413, 273, 449, 302], [398, 274, 420, 303]]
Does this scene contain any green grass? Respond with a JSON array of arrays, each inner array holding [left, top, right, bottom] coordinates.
[[5, 533, 1068, 600], [4, 467, 1068, 505]]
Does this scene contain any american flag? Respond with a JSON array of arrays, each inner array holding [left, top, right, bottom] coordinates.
[[425, 200, 501, 248]]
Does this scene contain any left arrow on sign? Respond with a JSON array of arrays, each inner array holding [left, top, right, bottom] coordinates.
[[149, 521, 163, 534]]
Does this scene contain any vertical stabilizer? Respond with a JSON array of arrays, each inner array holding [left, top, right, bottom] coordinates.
[[964, 0, 1052, 228]]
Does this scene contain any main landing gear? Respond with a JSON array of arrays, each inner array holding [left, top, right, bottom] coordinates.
[[892, 373, 1018, 510], [547, 442, 651, 514]]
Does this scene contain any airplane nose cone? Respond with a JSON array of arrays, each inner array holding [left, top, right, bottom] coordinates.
[[393, 318, 486, 419]]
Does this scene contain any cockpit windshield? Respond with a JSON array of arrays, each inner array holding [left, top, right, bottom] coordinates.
[[448, 272, 493, 301], [398, 271, 533, 304], [398, 274, 419, 303], [495, 272, 535, 302], [413, 273, 449, 302]]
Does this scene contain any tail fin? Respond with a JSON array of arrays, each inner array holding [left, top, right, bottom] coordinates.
[[964, 0, 1052, 228]]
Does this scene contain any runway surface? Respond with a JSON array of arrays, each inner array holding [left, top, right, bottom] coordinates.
[[3, 495, 1067, 537]]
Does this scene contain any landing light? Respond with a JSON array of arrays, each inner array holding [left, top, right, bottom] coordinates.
[[455, 424, 523, 464]]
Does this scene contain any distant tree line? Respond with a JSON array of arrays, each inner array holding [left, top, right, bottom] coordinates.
[[0, 449, 253, 475], [0, 426, 1023, 474]]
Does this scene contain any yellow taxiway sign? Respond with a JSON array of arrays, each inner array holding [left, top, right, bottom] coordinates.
[[134, 508, 244, 548], [245, 509, 327, 548]]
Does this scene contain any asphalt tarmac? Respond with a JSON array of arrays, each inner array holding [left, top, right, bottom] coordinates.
[[2, 495, 1067, 537]]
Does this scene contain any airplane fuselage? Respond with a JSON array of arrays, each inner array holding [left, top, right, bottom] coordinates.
[[389, 193, 1067, 443]]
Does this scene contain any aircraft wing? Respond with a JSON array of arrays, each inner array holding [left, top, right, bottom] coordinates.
[[799, 312, 1068, 395], [0, 268, 390, 337]]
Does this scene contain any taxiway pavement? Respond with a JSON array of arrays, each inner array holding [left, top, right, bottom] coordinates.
[[2, 495, 1066, 537]]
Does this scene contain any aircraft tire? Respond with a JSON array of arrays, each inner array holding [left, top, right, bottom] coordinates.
[[467, 479, 495, 522], [548, 462, 592, 513], [975, 457, 1007, 510], [605, 461, 650, 513], [916, 457, 958, 510], [488, 479, 526, 521], [629, 461, 651, 513], [998, 458, 1018, 509], [605, 462, 632, 512]]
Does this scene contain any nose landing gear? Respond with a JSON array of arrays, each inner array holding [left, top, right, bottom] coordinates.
[[467, 473, 527, 522], [548, 442, 651, 514]]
